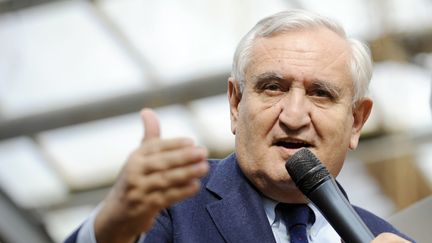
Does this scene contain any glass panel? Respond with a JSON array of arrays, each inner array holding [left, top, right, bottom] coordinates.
[[189, 94, 234, 154], [99, 0, 289, 83], [0, 137, 68, 208], [0, 0, 146, 120]]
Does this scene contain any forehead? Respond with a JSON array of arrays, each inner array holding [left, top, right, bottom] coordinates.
[[246, 28, 353, 87]]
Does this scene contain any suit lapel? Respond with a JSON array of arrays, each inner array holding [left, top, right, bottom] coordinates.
[[205, 154, 276, 243]]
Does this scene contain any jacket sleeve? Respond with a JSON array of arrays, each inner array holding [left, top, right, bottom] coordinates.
[[354, 206, 416, 242]]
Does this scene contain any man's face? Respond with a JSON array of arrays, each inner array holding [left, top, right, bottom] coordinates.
[[228, 27, 372, 203]]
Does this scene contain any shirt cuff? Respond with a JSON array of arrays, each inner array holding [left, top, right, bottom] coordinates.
[[76, 204, 101, 243], [75, 203, 146, 243]]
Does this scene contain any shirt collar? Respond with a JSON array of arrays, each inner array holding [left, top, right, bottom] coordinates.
[[262, 196, 278, 225]]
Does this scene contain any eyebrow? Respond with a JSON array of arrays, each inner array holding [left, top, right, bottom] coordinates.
[[310, 79, 343, 98], [251, 71, 344, 97], [251, 72, 285, 84]]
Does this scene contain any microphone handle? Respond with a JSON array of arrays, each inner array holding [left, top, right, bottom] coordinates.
[[307, 178, 374, 243]]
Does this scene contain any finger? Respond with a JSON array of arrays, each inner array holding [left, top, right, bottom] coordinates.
[[145, 180, 201, 210], [142, 161, 209, 193], [138, 137, 194, 155], [141, 108, 160, 142], [141, 146, 208, 174], [160, 179, 201, 206]]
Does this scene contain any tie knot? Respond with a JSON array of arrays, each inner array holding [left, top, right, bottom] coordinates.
[[276, 203, 315, 229]]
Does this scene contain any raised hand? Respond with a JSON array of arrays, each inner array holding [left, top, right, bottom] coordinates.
[[94, 108, 209, 243]]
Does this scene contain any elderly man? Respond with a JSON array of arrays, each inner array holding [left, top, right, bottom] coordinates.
[[66, 10, 413, 243]]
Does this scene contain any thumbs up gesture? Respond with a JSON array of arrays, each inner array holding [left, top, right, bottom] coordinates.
[[94, 108, 209, 243]]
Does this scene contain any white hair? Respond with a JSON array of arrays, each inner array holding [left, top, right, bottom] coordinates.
[[231, 9, 373, 103]]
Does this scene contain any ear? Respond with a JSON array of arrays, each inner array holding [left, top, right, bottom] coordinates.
[[349, 98, 373, 149], [228, 77, 242, 135]]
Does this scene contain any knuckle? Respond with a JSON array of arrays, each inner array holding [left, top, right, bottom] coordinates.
[[166, 168, 192, 186], [142, 140, 162, 154], [125, 152, 146, 172], [152, 173, 170, 189]]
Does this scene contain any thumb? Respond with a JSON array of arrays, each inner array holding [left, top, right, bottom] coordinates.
[[140, 108, 160, 142]]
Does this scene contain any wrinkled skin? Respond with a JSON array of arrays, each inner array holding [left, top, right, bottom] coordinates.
[[228, 28, 373, 203]]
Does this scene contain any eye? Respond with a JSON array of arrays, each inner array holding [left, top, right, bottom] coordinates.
[[311, 88, 332, 98], [253, 75, 286, 95], [264, 83, 282, 91], [307, 86, 340, 105]]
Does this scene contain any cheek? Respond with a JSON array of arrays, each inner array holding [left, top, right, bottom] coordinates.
[[235, 97, 281, 172], [313, 109, 353, 175], [315, 106, 353, 142], [238, 96, 279, 137]]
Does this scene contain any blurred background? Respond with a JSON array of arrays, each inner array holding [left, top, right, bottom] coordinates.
[[0, 0, 431, 242]]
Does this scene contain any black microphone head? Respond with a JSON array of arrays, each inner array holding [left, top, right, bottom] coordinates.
[[285, 148, 331, 194]]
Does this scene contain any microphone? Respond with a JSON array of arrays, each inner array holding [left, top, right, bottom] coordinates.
[[285, 148, 374, 243]]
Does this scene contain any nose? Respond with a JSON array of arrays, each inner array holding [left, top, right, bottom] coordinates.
[[278, 89, 311, 131]]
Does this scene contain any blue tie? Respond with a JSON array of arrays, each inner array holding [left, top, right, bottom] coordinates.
[[277, 203, 315, 243]]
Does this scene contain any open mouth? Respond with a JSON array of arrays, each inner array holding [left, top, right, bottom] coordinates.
[[274, 140, 312, 149]]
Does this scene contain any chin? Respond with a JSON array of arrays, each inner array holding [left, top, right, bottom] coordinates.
[[266, 185, 307, 203]]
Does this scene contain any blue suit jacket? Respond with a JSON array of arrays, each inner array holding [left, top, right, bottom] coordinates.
[[65, 153, 414, 243]]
